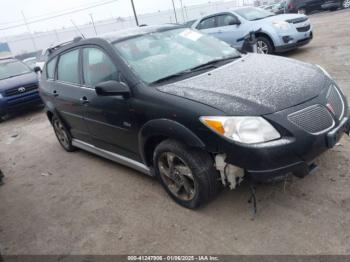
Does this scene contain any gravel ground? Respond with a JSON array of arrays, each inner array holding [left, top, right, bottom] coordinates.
[[0, 9, 350, 255]]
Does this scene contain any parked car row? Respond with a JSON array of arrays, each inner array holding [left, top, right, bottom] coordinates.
[[2, 4, 349, 210], [261, 0, 349, 14]]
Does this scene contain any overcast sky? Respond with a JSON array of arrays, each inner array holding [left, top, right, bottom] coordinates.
[[0, 0, 224, 36]]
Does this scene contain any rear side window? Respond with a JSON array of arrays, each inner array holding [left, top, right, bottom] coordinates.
[[82, 48, 119, 87], [57, 49, 80, 84], [46, 57, 57, 80], [197, 17, 216, 30], [217, 14, 239, 27]]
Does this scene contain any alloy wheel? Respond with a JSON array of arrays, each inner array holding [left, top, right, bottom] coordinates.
[[343, 0, 350, 8], [257, 40, 269, 54], [158, 152, 196, 201], [53, 118, 70, 148]]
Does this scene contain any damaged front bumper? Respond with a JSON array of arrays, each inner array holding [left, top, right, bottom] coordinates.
[[222, 116, 350, 184]]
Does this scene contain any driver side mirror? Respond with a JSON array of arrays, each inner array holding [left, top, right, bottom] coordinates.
[[95, 81, 130, 98], [229, 20, 241, 26], [34, 66, 42, 73]]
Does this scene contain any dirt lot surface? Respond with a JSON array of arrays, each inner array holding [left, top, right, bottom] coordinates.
[[1, 10, 350, 255]]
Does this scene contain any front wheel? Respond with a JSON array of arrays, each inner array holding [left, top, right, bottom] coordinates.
[[256, 37, 274, 54], [153, 140, 220, 209], [342, 0, 350, 8]]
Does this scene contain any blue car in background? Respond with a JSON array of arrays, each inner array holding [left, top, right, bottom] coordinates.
[[0, 58, 41, 120], [191, 7, 313, 54]]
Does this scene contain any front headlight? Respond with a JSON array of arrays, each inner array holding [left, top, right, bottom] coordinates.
[[316, 65, 332, 79], [0, 93, 3, 99], [200, 116, 281, 144], [272, 20, 290, 30]]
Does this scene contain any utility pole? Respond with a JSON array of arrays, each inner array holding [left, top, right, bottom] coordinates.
[[171, 0, 178, 24], [89, 13, 98, 35], [179, 0, 185, 23], [130, 0, 139, 26], [21, 10, 37, 51]]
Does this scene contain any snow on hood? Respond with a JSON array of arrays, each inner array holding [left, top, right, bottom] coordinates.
[[261, 13, 308, 23], [157, 54, 329, 115]]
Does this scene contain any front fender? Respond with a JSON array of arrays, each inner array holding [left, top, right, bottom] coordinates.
[[139, 119, 205, 165]]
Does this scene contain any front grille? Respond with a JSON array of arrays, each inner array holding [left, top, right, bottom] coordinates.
[[297, 25, 311, 32], [327, 85, 344, 120], [286, 17, 308, 24], [4, 84, 38, 97], [288, 105, 335, 134]]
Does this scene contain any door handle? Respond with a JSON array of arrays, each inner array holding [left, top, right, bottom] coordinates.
[[80, 96, 90, 105], [53, 90, 59, 97]]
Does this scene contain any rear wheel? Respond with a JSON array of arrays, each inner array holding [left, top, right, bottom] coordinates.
[[256, 36, 273, 54], [153, 140, 220, 209], [342, 0, 350, 8], [52, 115, 76, 152]]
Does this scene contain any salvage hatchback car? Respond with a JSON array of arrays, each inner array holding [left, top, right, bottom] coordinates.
[[40, 25, 350, 209]]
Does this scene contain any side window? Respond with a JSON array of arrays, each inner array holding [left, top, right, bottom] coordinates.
[[197, 17, 216, 30], [82, 48, 119, 87], [217, 14, 239, 27], [46, 57, 57, 80], [57, 49, 80, 84]]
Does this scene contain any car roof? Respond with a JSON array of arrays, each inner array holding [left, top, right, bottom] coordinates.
[[100, 24, 182, 43], [195, 6, 260, 21], [0, 58, 17, 64]]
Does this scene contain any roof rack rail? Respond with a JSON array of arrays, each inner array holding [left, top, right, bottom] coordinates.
[[48, 36, 83, 54], [0, 56, 14, 60]]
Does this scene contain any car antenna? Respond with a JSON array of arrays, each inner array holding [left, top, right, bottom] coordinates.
[[70, 19, 86, 39]]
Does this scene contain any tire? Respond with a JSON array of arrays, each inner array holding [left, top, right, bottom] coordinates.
[[342, 0, 350, 8], [51, 115, 76, 152], [153, 139, 220, 209], [256, 36, 274, 54]]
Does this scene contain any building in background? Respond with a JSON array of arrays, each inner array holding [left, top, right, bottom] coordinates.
[[0, 0, 255, 56]]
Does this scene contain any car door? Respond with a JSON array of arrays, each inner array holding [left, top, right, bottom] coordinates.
[[214, 13, 245, 48], [54, 48, 91, 142], [196, 16, 218, 37], [80, 46, 139, 160]]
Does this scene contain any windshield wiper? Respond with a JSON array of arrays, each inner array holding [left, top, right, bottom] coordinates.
[[187, 55, 241, 72], [151, 55, 241, 85]]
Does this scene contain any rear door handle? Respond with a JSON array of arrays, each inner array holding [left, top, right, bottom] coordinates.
[[80, 96, 90, 105], [53, 90, 59, 97]]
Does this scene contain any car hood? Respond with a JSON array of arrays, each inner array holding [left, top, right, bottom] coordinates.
[[0, 72, 38, 92], [261, 13, 308, 23], [157, 54, 329, 115]]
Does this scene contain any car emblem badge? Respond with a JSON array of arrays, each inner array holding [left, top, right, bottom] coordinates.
[[18, 87, 26, 93], [326, 103, 335, 115]]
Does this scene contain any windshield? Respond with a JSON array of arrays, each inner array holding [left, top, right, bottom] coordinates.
[[0, 60, 32, 80], [235, 7, 275, 21], [114, 28, 240, 83]]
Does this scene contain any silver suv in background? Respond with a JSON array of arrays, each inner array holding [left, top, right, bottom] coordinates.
[[191, 7, 313, 54]]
